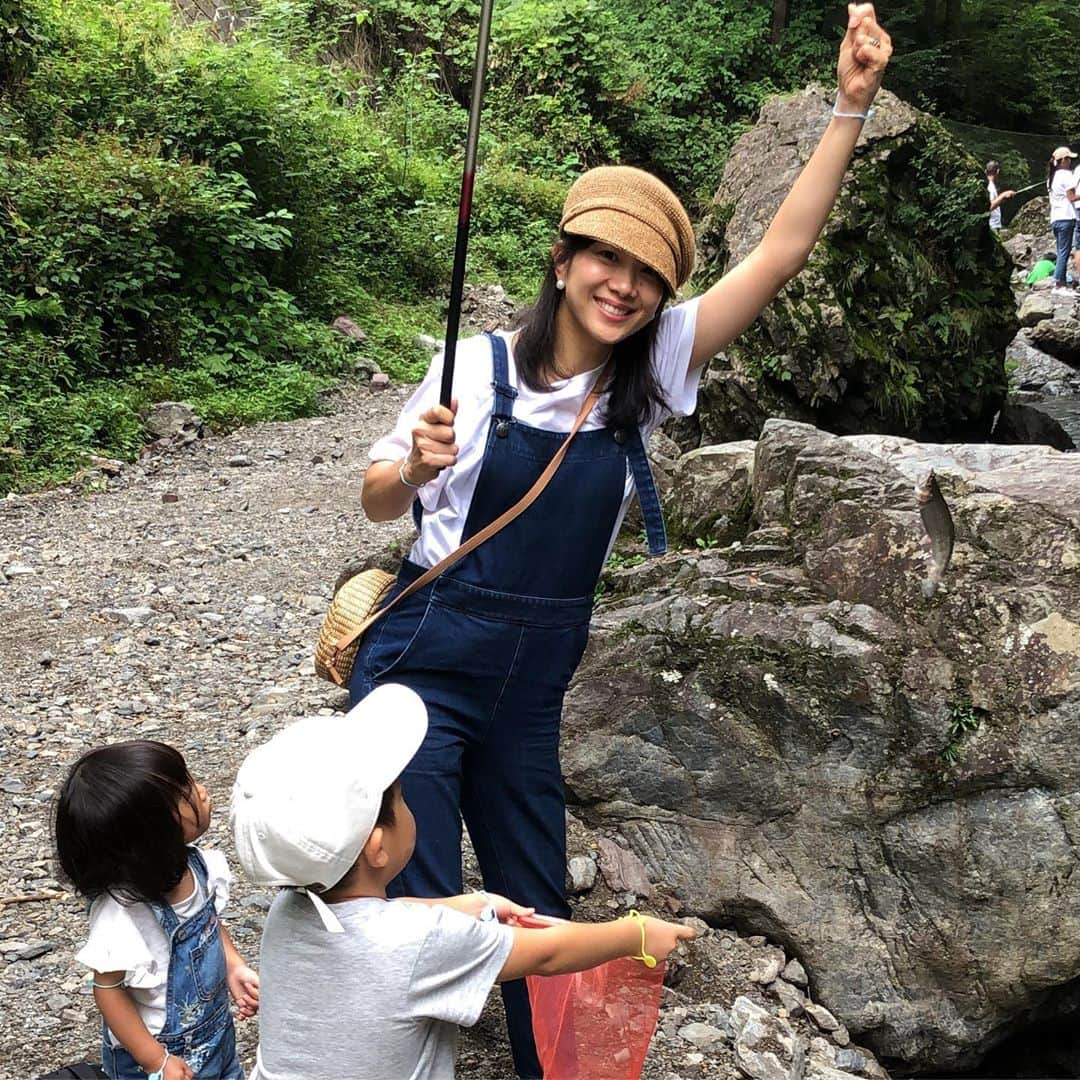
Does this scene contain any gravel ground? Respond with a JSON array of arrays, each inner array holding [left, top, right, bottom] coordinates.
[[0, 381, 884, 1080]]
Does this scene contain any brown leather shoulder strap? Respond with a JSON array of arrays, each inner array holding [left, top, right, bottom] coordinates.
[[334, 365, 610, 658]]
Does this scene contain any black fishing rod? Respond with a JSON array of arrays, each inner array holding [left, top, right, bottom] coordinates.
[[439, 0, 495, 409]]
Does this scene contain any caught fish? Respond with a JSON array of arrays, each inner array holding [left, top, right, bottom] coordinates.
[[915, 469, 955, 598]]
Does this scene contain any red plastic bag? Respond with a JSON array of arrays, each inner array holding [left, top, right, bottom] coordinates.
[[518, 914, 665, 1080]]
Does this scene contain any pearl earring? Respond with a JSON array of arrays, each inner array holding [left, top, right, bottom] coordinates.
[[555, 279, 565, 291]]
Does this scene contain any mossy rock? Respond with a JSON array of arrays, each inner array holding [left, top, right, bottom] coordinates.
[[693, 86, 1016, 441]]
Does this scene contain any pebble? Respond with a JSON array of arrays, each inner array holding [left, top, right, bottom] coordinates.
[[782, 957, 808, 986], [567, 855, 597, 893], [1, 778, 25, 794], [13, 942, 55, 961], [678, 1022, 727, 1051], [103, 606, 153, 625], [804, 1001, 841, 1032], [370, 373, 391, 390], [4, 562, 36, 576], [227, 455, 254, 468], [46, 993, 71, 1013]]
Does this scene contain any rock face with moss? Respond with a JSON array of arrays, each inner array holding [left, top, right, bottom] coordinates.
[[565, 420, 1080, 1071], [691, 87, 1017, 444]]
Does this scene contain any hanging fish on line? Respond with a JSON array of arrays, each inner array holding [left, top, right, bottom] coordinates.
[[915, 469, 955, 598]]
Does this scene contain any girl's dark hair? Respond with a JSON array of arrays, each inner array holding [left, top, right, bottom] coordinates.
[[985, 161, 999, 178], [55, 741, 195, 904], [513, 233, 670, 432]]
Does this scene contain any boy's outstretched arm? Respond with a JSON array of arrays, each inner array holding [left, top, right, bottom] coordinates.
[[497, 914, 695, 983]]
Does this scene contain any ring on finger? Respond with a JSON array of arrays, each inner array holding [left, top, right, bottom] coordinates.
[[867, 36, 881, 47]]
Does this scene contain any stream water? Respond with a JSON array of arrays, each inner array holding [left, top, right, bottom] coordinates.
[[1036, 393, 1080, 448]]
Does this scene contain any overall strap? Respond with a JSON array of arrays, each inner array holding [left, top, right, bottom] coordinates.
[[328, 363, 610, 682], [150, 850, 208, 935], [624, 429, 667, 556], [488, 333, 517, 418]]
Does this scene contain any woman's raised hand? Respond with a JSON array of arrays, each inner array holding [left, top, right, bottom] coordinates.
[[404, 400, 458, 486], [836, 3, 892, 115]]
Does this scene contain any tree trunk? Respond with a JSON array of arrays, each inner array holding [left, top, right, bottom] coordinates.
[[944, 0, 963, 39], [770, 0, 788, 44]]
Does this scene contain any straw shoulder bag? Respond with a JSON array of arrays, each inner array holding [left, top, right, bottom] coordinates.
[[314, 365, 609, 687]]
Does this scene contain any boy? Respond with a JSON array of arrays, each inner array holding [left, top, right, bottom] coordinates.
[[231, 684, 694, 1080]]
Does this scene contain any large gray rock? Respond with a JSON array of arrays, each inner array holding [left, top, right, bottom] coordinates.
[[665, 441, 756, 546], [1007, 330, 1080, 396], [695, 87, 1015, 443], [565, 420, 1080, 1071], [1016, 292, 1055, 327], [1028, 316, 1080, 364]]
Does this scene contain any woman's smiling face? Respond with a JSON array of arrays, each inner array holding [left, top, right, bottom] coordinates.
[[556, 240, 665, 351]]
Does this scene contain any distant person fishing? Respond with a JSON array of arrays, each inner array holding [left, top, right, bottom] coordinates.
[[986, 161, 1014, 231]]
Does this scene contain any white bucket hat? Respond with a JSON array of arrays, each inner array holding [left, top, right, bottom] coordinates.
[[231, 684, 427, 929]]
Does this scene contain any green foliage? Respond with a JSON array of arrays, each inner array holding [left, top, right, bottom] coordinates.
[[941, 698, 983, 766], [3, 0, 1073, 493], [723, 112, 1016, 439]]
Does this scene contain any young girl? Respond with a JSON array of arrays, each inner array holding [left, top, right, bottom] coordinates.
[[55, 741, 259, 1080], [352, 6, 891, 1076]]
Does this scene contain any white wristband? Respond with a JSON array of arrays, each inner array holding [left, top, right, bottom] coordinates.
[[399, 459, 425, 490], [148, 1048, 169, 1080], [832, 94, 874, 121]]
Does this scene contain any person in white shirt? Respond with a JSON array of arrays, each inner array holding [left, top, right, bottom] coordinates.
[[1073, 159, 1080, 283], [1047, 146, 1078, 293], [352, 6, 892, 1075], [985, 161, 1014, 232]]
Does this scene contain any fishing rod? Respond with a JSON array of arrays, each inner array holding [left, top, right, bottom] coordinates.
[[439, 0, 496, 409]]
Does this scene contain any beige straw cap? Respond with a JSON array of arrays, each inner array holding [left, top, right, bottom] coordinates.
[[559, 166, 695, 294], [1052, 146, 1077, 162]]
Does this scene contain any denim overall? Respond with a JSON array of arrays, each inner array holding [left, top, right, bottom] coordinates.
[[350, 333, 666, 1077], [101, 851, 242, 1080]]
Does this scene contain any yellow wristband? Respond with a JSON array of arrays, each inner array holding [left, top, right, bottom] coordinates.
[[627, 909, 657, 968]]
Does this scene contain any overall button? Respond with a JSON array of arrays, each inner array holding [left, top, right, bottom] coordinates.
[[495, 421, 510, 438], [613, 429, 627, 444]]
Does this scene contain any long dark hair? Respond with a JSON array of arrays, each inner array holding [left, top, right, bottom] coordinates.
[[512, 234, 670, 432], [1047, 155, 1074, 189], [55, 740, 196, 904]]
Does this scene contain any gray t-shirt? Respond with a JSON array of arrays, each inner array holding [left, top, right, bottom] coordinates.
[[251, 893, 514, 1080]]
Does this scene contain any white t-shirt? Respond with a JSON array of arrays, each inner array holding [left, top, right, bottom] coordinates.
[[1049, 168, 1076, 223], [1074, 165, 1080, 221], [252, 894, 514, 1080], [75, 846, 232, 1043], [369, 298, 702, 568], [987, 180, 1002, 230]]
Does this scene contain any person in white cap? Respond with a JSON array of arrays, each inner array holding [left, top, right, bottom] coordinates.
[[1047, 146, 1078, 294], [231, 684, 695, 1080]]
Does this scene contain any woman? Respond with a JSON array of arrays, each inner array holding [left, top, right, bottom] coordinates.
[[352, 5, 892, 1075], [1048, 146, 1077, 294]]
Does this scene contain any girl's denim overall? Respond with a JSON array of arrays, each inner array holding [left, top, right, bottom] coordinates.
[[351, 334, 666, 1077], [101, 851, 242, 1080]]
